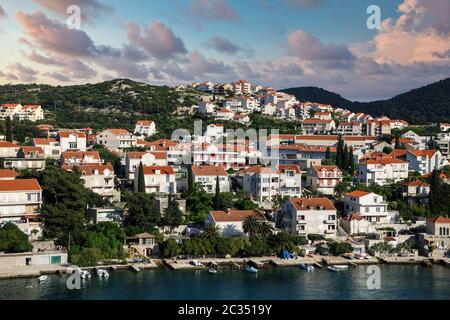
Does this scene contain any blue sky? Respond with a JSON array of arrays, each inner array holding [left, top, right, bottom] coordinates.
[[0, 0, 449, 101]]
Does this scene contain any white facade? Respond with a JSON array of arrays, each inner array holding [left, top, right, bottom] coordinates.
[[192, 165, 230, 193], [204, 210, 266, 237], [134, 165, 176, 194], [134, 120, 156, 137], [78, 164, 120, 203], [281, 198, 337, 237], [0, 104, 44, 122], [406, 150, 442, 175], [59, 131, 87, 152], [125, 151, 168, 181], [96, 129, 137, 152], [306, 165, 343, 195], [344, 191, 395, 224], [357, 158, 408, 186]]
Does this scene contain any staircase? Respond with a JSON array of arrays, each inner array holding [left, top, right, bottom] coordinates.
[[337, 225, 349, 239]]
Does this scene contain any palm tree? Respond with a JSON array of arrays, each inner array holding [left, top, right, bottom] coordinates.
[[202, 224, 221, 238], [258, 222, 274, 237], [243, 215, 260, 237], [334, 180, 350, 200]]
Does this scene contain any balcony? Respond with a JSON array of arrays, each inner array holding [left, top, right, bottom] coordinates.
[[323, 219, 335, 224]]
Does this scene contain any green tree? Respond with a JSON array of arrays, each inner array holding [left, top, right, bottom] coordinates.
[[348, 146, 355, 172], [394, 134, 402, 149], [187, 165, 194, 194], [214, 175, 220, 210], [343, 144, 349, 172], [163, 196, 183, 231], [160, 239, 181, 258], [0, 223, 33, 253], [325, 146, 331, 160], [5, 117, 13, 142], [243, 215, 262, 237], [336, 136, 344, 168], [124, 193, 160, 233], [329, 242, 354, 256], [137, 161, 146, 193]]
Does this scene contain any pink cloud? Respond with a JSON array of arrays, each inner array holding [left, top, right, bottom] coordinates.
[[127, 21, 187, 61], [190, 0, 239, 22], [32, 0, 112, 23]]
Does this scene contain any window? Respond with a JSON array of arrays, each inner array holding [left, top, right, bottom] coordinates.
[[328, 215, 335, 221], [365, 207, 369, 213], [376, 207, 381, 213], [299, 215, 305, 221], [328, 225, 335, 230], [69, 142, 77, 149]]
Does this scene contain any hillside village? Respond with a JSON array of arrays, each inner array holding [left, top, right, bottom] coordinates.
[[0, 78, 450, 273]]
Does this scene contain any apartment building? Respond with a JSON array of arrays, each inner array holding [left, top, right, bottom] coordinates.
[[302, 119, 336, 135], [76, 164, 120, 203], [344, 191, 397, 224], [134, 165, 176, 194], [134, 120, 156, 137], [281, 197, 337, 237], [191, 165, 230, 193], [32, 138, 61, 159], [1, 146, 46, 171], [357, 158, 409, 186], [205, 210, 266, 237], [0, 104, 44, 122], [278, 165, 303, 198], [125, 151, 168, 180], [243, 166, 280, 205], [0, 141, 20, 158], [336, 122, 362, 136], [406, 149, 443, 175], [58, 131, 87, 152], [306, 165, 343, 195], [96, 129, 137, 152], [192, 143, 246, 169], [60, 151, 102, 166]]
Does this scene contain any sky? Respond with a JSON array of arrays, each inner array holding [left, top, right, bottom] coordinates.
[[0, 0, 449, 101]]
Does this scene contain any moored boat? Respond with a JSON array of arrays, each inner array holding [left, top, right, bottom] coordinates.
[[328, 265, 349, 272], [299, 264, 314, 271], [38, 275, 48, 283], [96, 269, 109, 278], [245, 265, 258, 273], [208, 268, 218, 274]]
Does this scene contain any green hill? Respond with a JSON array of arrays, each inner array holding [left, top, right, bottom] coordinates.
[[281, 78, 450, 124]]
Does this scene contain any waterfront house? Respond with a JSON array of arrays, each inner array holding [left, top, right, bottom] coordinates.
[[343, 190, 398, 224], [281, 197, 337, 237], [76, 164, 120, 203], [205, 210, 266, 237], [0, 179, 42, 237]]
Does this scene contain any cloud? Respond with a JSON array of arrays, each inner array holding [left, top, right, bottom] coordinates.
[[7, 63, 39, 82], [207, 36, 253, 57], [287, 30, 355, 69], [16, 10, 98, 57], [190, 0, 239, 22], [44, 72, 70, 82], [126, 21, 187, 61], [185, 50, 234, 76], [23, 50, 66, 66], [284, 0, 328, 9], [32, 0, 113, 23], [63, 59, 97, 79], [0, 5, 5, 17]]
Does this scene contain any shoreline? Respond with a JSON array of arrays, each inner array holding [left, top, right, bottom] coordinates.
[[1, 255, 448, 280]]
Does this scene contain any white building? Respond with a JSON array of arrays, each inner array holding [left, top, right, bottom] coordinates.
[[32, 138, 60, 159], [306, 165, 343, 195], [302, 119, 336, 135], [60, 151, 102, 166], [198, 101, 215, 114], [76, 164, 120, 203], [281, 197, 337, 237], [191, 165, 230, 193], [357, 158, 409, 186], [96, 129, 137, 152], [406, 149, 443, 175], [0, 141, 20, 158], [344, 191, 397, 224], [134, 165, 176, 194], [58, 131, 87, 152], [204, 210, 266, 237], [134, 120, 156, 137], [125, 151, 168, 181], [215, 108, 235, 121], [0, 179, 42, 236], [0, 104, 44, 122]]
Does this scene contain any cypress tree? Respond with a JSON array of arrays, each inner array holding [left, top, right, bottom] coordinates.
[[336, 136, 344, 168], [137, 161, 146, 193], [164, 195, 183, 231], [343, 144, 349, 172], [429, 169, 441, 215], [348, 147, 355, 173], [214, 175, 220, 210], [5, 118, 13, 143], [394, 134, 401, 149], [187, 164, 194, 194], [325, 146, 331, 160]]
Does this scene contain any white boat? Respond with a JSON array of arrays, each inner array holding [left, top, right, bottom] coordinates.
[[96, 269, 109, 278], [245, 265, 258, 274], [208, 268, 218, 274], [38, 275, 48, 283], [191, 260, 204, 267], [299, 264, 314, 271], [328, 265, 349, 272], [80, 270, 91, 279]]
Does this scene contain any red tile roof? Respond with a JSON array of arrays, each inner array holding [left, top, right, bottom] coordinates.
[[0, 179, 41, 191], [345, 190, 371, 198], [142, 166, 175, 175], [0, 169, 19, 179], [62, 151, 100, 160], [427, 216, 450, 224], [278, 165, 301, 174], [210, 210, 266, 222], [78, 164, 114, 176], [192, 165, 227, 176], [0, 141, 19, 148], [407, 149, 439, 158], [136, 120, 154, 126], [290, 197, 336, 211]]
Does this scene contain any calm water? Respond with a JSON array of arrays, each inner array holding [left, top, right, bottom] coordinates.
[[0, 265, 449, 300]]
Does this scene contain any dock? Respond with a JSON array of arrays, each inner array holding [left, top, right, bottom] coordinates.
[[379, 256, 430, 264], [163, 259, 206, 271]]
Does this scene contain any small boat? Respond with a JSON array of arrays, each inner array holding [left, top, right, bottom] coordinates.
[[328, 265, 349, 272], [96, 269, 109, 278], [299, 264, 314, 271], [80, 270, 91, 279], [130, 265, 141, 273], [191, 260, 204, 267], [38, 275, 48, 283], [245, 265, 258, 274], [208, 268, 218, 274]]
